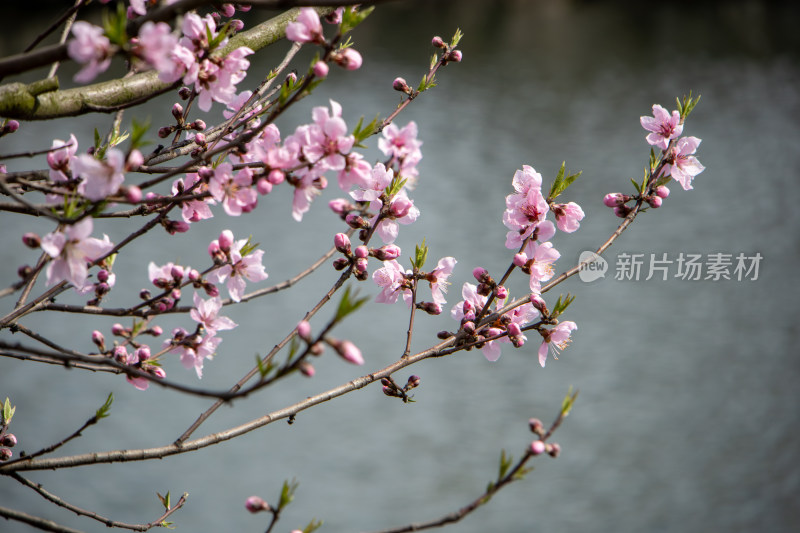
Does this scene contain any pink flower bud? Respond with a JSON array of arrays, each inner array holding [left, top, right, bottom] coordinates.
[[113, 345, 128, 363], [191, 119, 206, 131], [230, 19, 244, 31], [345, 213, 369, 229], [285, 72, 297, 85], [447, 50, 462, 62], [297, 320, 312, 341], [310, 342, 324, 356], [472, 267, 488, 283], [268, 169, 285, 185], [420, 302, 442, 315], [148, 325, 163, 336], [332, 257, 350, 270], [355, 257, 368, 273], [165, 220, 190, 234], [335, 48, 362, 70], [188, 269, 201, 282], [656, 185, 670, 198], [218, 230, 234, 252], [158, 126, 173, 138], [1, 433, 17, 447], [513, 253, 527, 267], [126, 185, 143, 203], [494, 285, 508, 299], [148, 366, 166, 379], [406, 375, 421, 388], [3, 120, 20, 133], [0, 448, 13, 461], [530, 440, 546, 455], [613, 205, 632, 218], [171, 102, 184, 119], [334, 233, 352, 254], [354, 245, 369, 259], [462, 321, 476, 334], [91, 330, 105, 348], [21, 232, 41, 248], [194, 132, 207, 146], [393, 77, 410, 93], [204, 283, 219, 297], [111, 323, 126, 336], [170, 265, 185, 281], [507, 322, 522, 338], [256, 177, 272, 195], [530, 294, 547, 314], [603, 193, 628, 207], [372, 244, 401, 261], [390, 196, 412, 218], [299, 361, 315, 377], [337, 340, 364, 365], [244, 495, 270, 513], [647, 195, 662, 208], [178, 86, 192, 99], [136, 345, 151, 361], [328, 198, 352, 215], [208, 240, 221, 258], [546, 442, 561, 458], [313, 60, 329, 78], [528, 417, 544, 435], [431, 36, 445, 48], [220, 3, 236, 17]]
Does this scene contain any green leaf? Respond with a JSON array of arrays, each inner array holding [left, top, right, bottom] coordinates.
[[411, 239, 428, 270], [2, 397, 15, 425], [340, 5, 374, 35], [278, 479, 299, 509], [561, 386, 579, 416], [498, 449, 512, 479], [551, 293, 575, 318], [512, 465, 533, 481], [352, 114, 381, 147], [303, 519, 324, 533], [385, 174, 407, 198], [450, 28, 464, 48], [548, 162, 582, 200], [239, 236, 259, 257], [334, 285, 369, 322], [95, 393, 113, 420], [630, 177, 642, 194], [101, 1, 128, 47], [255, 354, 274, 379], [157, 491, 170, 510]]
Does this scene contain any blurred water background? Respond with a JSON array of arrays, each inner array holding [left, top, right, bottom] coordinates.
[[1, 1, 799, 532]]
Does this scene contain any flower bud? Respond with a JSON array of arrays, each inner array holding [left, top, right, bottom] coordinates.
[[310, 342, 324, 356], [328, 198, 352, 216], [334, 340, 364, 365], [472, 267, 489, 283], [513, 253, 527, 268], [194, 132, 207, 146], [355, 257, 369, 274], [171, 102, 184, 120], [529, 294, 547, 314], [345, 213, 369, 229], [244, 496, 270, 513], [170, 265, 185, 282], [22, 232, 41, 248], [148, 325, 163, 336], [546, 442, 561, 458], [655, 185, 670, 198], [91, 330, 105, 349], [354, 245, 369, 259], [17, 265, 32, 279], [334, 233, 352, 254], [139, 289, 151, 300], [528, 417, 544, 435], [218, 230, 234, 253], [298, 361, 315, 377], [126, 185, 143, 203], [1, 433, 17, 447], [148, 366, 166, 379], [111, 323, 126, 336], [392, 77, 411, 93], [3, 120, 20, 134], [420, 301, 442, 315], [188, 269, 201, 282], [113, 345, 128, 363], [203, 283, 220, 297], [333, 48, 362, 70], [530, 440, 546, 455], [267, 169, 285, 185], [158, 126, 174, 138], [0, 448, 13, 461], [462, 321, 476, 335], [613, 205, 632, 218], [371, 244, 401, 261], [191, 119, 207, 131], [390, 196, 412, 218], [437, 330, 452, 339], [256, 177, 272, 195], [297, 320, 312, 341], [446, 50, 462, 62], [431, 36, 445, 48], [313, 60, 329, 78], [285, 72, 297, 85], [406, 375, 421, 389], [476, 282, 492, 297], [178, 86, 192, 99], [135, 345, 151, 362], [164, 219, 190, 234], [220, 3, 236, 17], [230, 19, 244, 31], [494, 285, 508, 300], [603, 192, 628, 207], [646, 195, 662, 208], [332, 257, 350, 270]]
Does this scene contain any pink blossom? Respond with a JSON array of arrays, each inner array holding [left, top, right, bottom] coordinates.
[[303, 100, 354, 172], [148, 261, 188, 288], [40, 218, 114, 290], [664, 137, 705, 191], [190, 293, 238, 334], [427, 257, 457, 305], [180, 13, 219, 52], [521, 241, 560, 293], [370, 190, 419, 244], [350, 162, 393, 202], [47, 135, 78, 182], [538, 321, 577, 367], [372, 259, 411, 305], [182, 334, 221, 379], [503, 165, 550, 249], [450, 282, 489, 323], [67, 21, 112, 82], [640, 104, 683, 151], [72, 149, 127, 201], [208, 234, 269, 302], [334, 48, 362, 70], [378, 121, 423, 181], [209, 163, 258, 216], [337, 152, 372, 191], [173, 173, 215, 223], [291, 173, 323, 222], [134, 21, 180, 75], [552, 202, 585, 233], [286, 8, 323, 43]]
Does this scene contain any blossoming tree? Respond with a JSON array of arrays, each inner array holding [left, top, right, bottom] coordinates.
[[0, 2, 703, 532]]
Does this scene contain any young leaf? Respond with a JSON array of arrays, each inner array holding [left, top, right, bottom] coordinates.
[[278, 479, 299, 509], [561, 386, 579, 416], [450, 28, 464, 48], [334, 285, 369, 322], [95, 393, 113, 420], [548, 161, 582, 200], [498, 449, 512, 479], [352, 114, 381, 147], [2, 397, 14, 425], [157, 491, 171, 510], [411, 239, 428, 270], [239, 236, 259, 257], [340, 6, 374, 35]]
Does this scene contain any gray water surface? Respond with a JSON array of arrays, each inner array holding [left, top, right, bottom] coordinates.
[[1, 2, 799, 532]]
